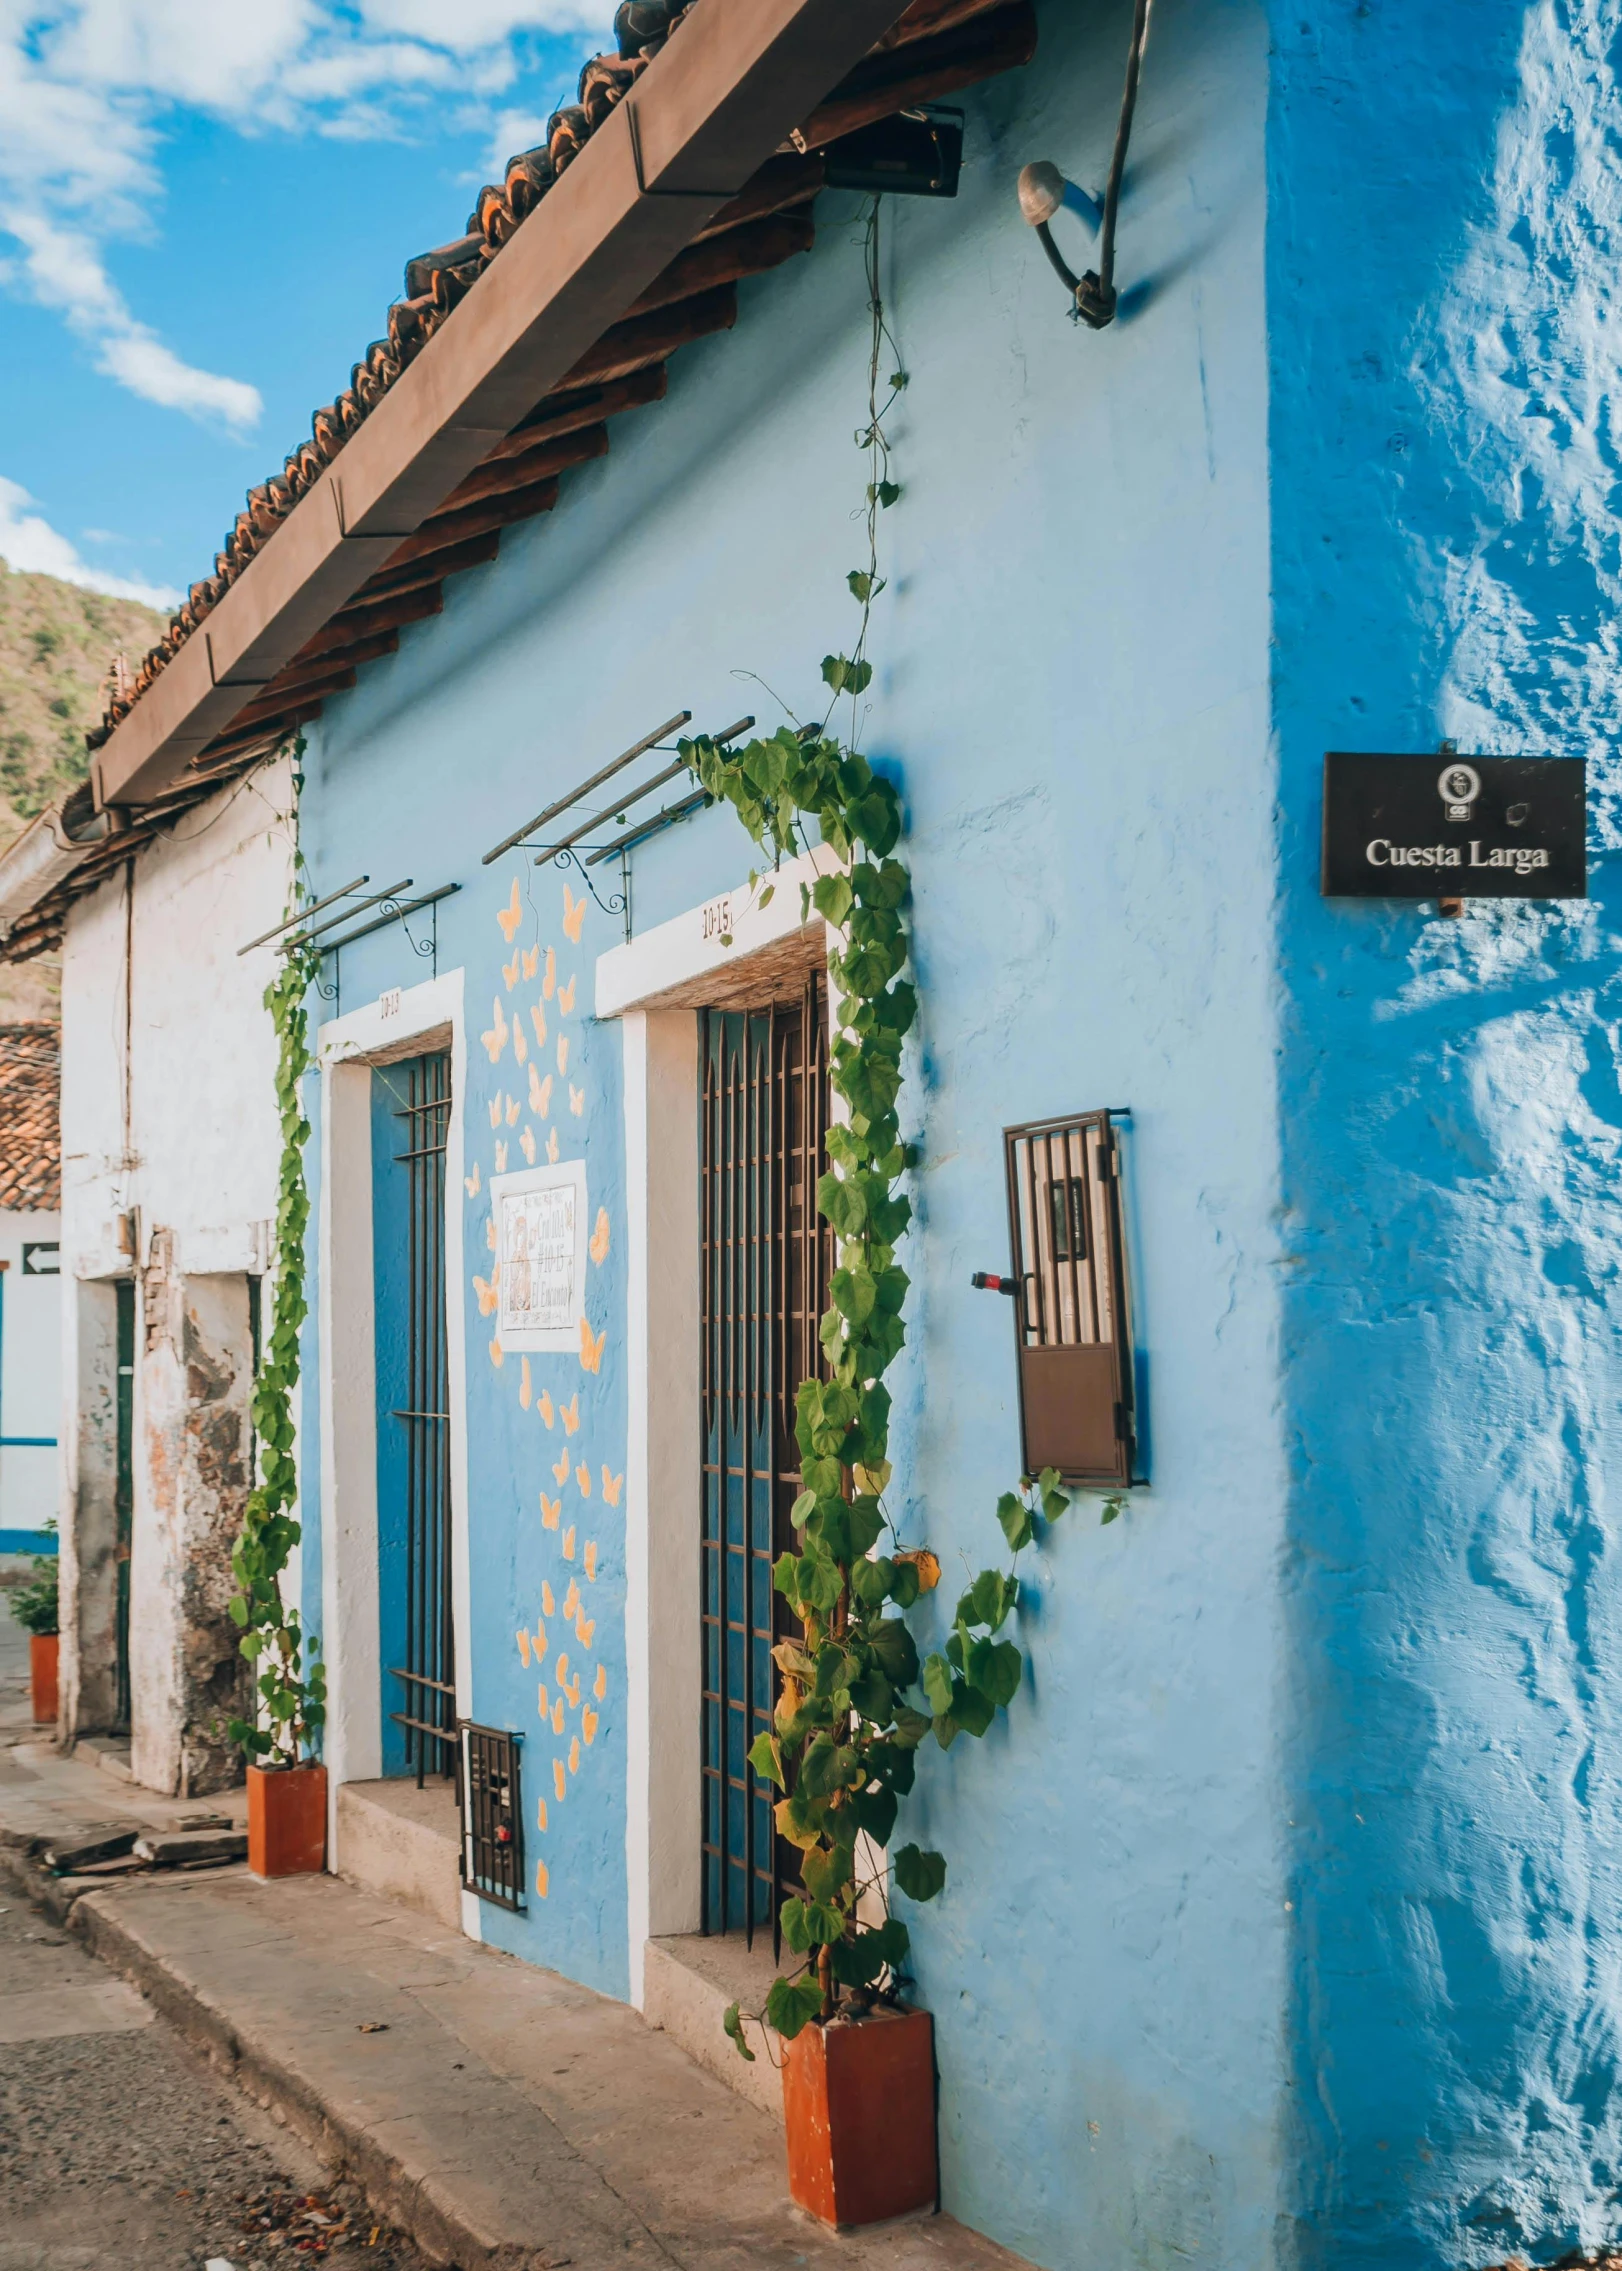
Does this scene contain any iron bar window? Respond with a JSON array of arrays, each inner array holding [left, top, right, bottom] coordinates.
[[699, 970, 830, 1955], [387, 1051, 456, 1784]]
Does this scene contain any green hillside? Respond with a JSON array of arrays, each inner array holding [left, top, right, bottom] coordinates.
[[0, 561, 167, 833]]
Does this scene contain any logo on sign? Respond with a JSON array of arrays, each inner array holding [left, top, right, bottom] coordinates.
[[1438, 762, 1482, 822]]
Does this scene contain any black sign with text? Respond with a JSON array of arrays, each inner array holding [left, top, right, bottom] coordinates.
[[1321, 753, 1587, 899]]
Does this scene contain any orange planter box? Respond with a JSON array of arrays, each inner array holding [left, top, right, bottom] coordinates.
[[781, 2005, 938, 2229], [28, 1634, 57, 1726], [247, 1761, 328, 1878]]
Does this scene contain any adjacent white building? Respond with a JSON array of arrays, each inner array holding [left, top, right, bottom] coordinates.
[[0, 1024, 62, 1548], [53, 765, 292, 1788]]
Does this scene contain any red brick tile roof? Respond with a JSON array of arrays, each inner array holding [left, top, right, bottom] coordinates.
[[0, 1026, 59, 1212]]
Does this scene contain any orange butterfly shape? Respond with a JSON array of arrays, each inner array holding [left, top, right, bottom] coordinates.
[[536, 1683, 549, 1720], [601, 1469, 623, 1507], [543, 946, 556, 999], [542, 1581, 556, 1616], [541, 1493, 562, 1531], [562, 1579, 580, 1623], [505, 1095, 520, 1125], [551, 1448, 570, 1486], [568, 1736, 581, 1775], [562, 884, 586, 942], [556, 1035, 570, 1077], [502, 952, 520, 991], [473, 1273, 498, 1318], [485, 1213, 497, 1252], [535, 1861, 549, 1899], [562, 1525, 577, 1561], [594, 1662, 607, 1701], [519, 1357, 532, 1409], [546, 1128, 560, 1164], [497, 877, 523, 942], [513, 1022, 528, 1066], [538, 1390, 555, 1429], [536, 1796, 548, 1831], [553, 1758, 566, 1802], [494, 1141, 507, 1173], [579, 1317, 605, 1375], [530, 1001, 548, 1049], [582, 1708, 598, 1747], [488, 1094, 503, 1129], [522, 944, 539, 980], [576, 1615, 595, 1650], [533, 1619, 548, 1663], [529, 1066, 551, 1117], [557, 974, 576, 1015], [569, 1085, 585, 1117], [489, 1337, 504, 1367], [465, 1161, 482, 1198], [520, 1128, 536, 1165], [553, 1697, 566, 1735], [555, 1650, 569, 1687], [589, 1208, 610, 1265], [584, 1541, 598, 1581], [481, 998, 508, 1063], [516, 1629, 532, 1667], [575, 1463, 591, 1498], [560, 1393, 579, 1436]]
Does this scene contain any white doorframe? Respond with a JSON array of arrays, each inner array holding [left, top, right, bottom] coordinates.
[[599, 849, 837, 2007], [315, 971, 473, 1932]]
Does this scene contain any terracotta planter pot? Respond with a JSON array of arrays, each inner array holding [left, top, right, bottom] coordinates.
[[247, 1761, 328, 1878], [28, 1633, 57, 1726], [781, 2005, 938, 2229]]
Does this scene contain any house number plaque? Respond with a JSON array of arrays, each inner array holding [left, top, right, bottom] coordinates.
[[1321, 752, 1587, 899]]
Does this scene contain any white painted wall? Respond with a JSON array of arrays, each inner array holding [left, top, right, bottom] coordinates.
[[0, 1208, 61, 1537], [58, 760, 295, 1783]]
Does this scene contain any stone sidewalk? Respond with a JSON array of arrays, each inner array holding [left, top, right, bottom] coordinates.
[[0, 1630, 1026, 2271]]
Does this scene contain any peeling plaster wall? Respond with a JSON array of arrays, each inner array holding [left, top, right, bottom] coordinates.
[[59, 762, 292, 1783], [1270, 4, 1622, 2264]]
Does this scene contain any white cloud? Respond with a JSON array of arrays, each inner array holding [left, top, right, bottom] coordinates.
[[0, 476, 179, 609], [1, 210, 262, 434], [0, 0, 602, 425]]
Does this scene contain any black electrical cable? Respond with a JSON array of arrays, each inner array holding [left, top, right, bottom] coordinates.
[[1072, 0, 1153, 331]]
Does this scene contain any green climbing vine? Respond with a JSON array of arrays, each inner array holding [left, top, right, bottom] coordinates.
[[228, 751, 326, 1767], [685, 202, 1086, 2057]]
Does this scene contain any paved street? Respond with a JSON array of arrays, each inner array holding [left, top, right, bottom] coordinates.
[[0, 1584, 428, 2271]]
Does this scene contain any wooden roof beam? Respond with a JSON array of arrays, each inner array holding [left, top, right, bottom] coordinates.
[[91, 0, 922, 811]]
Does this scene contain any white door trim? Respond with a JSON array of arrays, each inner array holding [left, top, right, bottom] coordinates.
[[316, 970, 475, 1934]]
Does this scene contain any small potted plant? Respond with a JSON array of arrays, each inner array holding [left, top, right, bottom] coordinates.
[[229, 1493, 327, 1877], [11, 1528, 59, 1726]]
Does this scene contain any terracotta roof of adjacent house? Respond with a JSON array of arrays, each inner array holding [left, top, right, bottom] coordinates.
[[0, 1026, 59, 1212], [0, 0, 1034, 959]]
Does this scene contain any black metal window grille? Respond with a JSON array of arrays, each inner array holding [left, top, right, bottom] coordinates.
[[113, 1278, 135, 1734], [699, 971, 831, 1951], [1004, 1111, 1135, 1486], [387, 1051, 457, 1784], [459, 1722, 526, 1910]]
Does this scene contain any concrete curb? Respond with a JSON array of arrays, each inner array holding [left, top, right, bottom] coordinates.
[[69, 1890, 539, 2271]]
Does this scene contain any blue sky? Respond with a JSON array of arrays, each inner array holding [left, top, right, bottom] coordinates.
[[0, 1, 608, 611]]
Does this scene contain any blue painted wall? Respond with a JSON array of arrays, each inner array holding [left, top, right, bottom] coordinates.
[[1270, 4, 1622, 2265]]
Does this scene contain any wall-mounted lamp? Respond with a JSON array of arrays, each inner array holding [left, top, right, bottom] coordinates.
[[1017, 0, 1151, 331]]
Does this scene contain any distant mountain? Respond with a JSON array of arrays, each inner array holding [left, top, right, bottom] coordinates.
[[0, 562, 166, 1018], [0, 562, 165, 834]]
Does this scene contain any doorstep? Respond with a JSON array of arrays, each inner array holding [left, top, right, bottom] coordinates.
[[643, 1930, 785, 2121], [49, 1867, 1030, 2271], [335, 1776, 461, 1931]]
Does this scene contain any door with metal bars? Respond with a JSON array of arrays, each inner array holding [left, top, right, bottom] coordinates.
[[699, 971, 831, 1948], [376, 1051, 456, 1782]]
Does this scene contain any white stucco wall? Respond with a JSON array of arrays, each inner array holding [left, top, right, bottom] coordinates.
[[0, 1207, 61, 1537], [58, 759, 294, 1783]]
